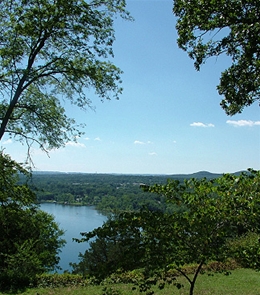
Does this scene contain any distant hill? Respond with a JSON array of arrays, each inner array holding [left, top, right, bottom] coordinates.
[[167, 171, 222, 179], [32, 170, 247, 179]]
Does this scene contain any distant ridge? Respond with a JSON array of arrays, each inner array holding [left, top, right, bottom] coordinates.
[[33, 171, 66, 174], [190, 171, 222, 178], [32, 170, 247, 179], [167, 171, 222, 180]]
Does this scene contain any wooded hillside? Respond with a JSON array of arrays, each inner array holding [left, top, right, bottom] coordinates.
[[27, 171, 230, 212]]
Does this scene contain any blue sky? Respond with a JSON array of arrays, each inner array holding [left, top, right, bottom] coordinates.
[[2, 0, 260, 174]]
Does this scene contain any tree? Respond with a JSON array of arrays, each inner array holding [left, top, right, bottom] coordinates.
[[75, 170, 260, 295], [0, 0, 131, 154], [173, 0, 260, 115], [142, 170, 260, 295], [72, 213, 146, 280], [0, 152, 66, 290]]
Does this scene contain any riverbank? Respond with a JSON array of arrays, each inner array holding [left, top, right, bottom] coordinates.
[[40, 200, 93, 206]]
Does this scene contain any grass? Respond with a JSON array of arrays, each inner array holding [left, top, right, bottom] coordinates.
[[1, 269, 260, 295]]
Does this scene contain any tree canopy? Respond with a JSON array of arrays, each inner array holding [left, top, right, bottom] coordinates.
[[173, 0, 260, 115], [74, 170, 260, 295], [0, 152, 65, 290], [0, 0, 131, 153]]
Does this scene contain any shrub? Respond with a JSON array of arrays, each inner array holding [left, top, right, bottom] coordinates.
[[34, 273, 88, 288], [228, 232, 260, 269]]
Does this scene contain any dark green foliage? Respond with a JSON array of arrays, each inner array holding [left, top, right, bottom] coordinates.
[[72, 212, 147, 280], [173, 0, 260, 115], [74, 170, 260, 295], [34, 273, 87, 288], [0, 208, 65, 289], [0, 152, 65, 291], [227, 232, 260, 269], [72, 209, 186, 280]]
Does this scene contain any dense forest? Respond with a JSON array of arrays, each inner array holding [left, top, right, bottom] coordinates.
[[27, 171, 226, 212]]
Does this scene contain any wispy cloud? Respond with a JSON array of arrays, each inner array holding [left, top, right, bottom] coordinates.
[[94, 137, 101, 141], [149, 152, 157, 156], [134, 140, 152, 145], [226, 120, 260, 127], [134, 140, 145, 145], [84, 137, 90, 141], [65, 141, 86, 148], [2, 139, 12, 145], [190, 122, 215, 128]]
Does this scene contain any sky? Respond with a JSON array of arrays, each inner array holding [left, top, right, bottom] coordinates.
[[2, 0, 260, 175]]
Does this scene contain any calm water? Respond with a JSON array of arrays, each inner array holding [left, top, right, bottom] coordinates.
[[40, 203, 107, 272]]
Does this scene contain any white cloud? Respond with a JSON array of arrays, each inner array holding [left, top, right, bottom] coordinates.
[[84, 137, 90, 140], [190, 122, 215, 128], [149, 152, 157, 156], [65, 141, 86, 148], [134, 140, 152, 145], [94, 137, 101, 141], [2, 139, 12, 145], [226, 120, 260, 127]]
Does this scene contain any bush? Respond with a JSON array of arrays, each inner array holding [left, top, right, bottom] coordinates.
[[228, 232, 260, 269], [103, 269, 145, 284], [35, 273, 88, 288]]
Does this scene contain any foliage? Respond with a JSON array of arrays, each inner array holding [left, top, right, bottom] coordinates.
[[0, 150, 34, 206], [27, 172, 179, 212], [74, 170, 260, 295], [227, 232, 260, 269], [28, 172, 223, 212], [173, 0, 260, 115], [103, 269, 145, 285], [72, 213, 146, 280], [1, 268, 260, 295], [35, 273, 88, 288], [144, 169, 260, 295], [0, 152, 65, 291], [0, 0, 131, 152]]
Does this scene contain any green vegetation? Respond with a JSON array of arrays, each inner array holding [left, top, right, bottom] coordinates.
[[0, 2, 132, 288], [28, 172, 174, 211], [173, 0, 260, 115], [28, 171, 223, 212], [0, 0, 131, 151], [0, 1, 259, 293], [4, 167, 260, 294], [0, 269, 260, 295], [73, 170, 260, 295], [0, 152, 65, 291]]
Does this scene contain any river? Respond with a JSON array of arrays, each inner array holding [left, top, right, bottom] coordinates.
[[40, 203, 107, 273]]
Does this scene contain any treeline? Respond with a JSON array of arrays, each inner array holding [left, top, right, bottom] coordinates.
[[71, 170, 260, 295], [25, 171, 223, 213], [26, 173, 176, 212]]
